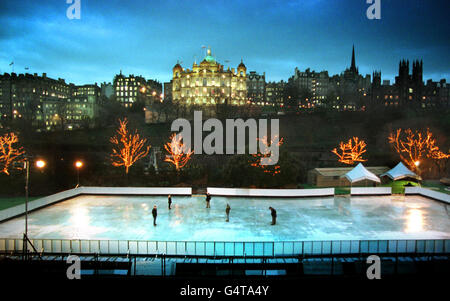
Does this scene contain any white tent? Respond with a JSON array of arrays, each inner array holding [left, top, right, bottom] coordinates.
[[380, 162, 421, 181], [342, 163, 381, 184]]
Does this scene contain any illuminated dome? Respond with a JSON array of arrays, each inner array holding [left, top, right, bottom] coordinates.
[[238, 59, 246, 69], [173, 62, 183, 77], [237, 59, 246, 76], [203, 47, 216, 64], [173, 63, 182, 71]]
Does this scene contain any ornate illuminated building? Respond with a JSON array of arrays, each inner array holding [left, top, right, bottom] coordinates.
[[172, 47, 247, 106]]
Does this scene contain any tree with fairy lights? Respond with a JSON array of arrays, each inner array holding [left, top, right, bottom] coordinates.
[[388, 128, 449, 172], [0, 132, 25, 175], [164, 133, 193, 171], [250, 135, 284, 176], [110, 118, 150, 174], [331, 137, 367, 165]]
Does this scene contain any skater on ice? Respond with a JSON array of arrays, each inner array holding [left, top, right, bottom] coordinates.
[[226, 204, 231, 222], [168, 195, 172, 210], [269, 207, 277, 225], [152, 205, 158, 226], [205, 192, 211, 208]]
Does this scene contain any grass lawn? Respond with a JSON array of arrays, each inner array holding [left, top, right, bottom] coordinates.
[[334, 187, 351, 195], [381, 180, 420, 194], [0, 197, 40, 211]]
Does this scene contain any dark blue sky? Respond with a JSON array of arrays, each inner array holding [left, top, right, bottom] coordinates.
[[0, 0, 449, 85]]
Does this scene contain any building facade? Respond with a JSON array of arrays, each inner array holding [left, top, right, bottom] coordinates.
[[0, 72, 100, 130], [246, 71, 266, 105], [285, 46, 371, 110], [265, 81, 286, 107], [101, 82, 114, 99], [331, 46, 371, 110], [171, 47, 247, 106], [163, 81, 173, 103], [113, 72, 162, 108], [288, 68, 330, 108], [370, 60, 448, 108]]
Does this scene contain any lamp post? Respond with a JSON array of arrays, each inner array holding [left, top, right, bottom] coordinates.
[[75, 160, 83, 187], [23, 158, 45, 258]]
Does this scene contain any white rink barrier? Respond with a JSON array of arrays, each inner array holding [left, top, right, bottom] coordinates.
[[79, 186, 192, 196], [0, 188, 81, 223], [405, 187, 450, 204], [0, 186, 192, 222], [207, 187, 335, 197], [350, 187, 392, 195]]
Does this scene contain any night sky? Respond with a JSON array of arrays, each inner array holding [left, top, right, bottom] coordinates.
[[0, 0, 449, 85]]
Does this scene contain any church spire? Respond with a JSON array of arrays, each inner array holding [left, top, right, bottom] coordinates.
[[350, 44, 356, 72]]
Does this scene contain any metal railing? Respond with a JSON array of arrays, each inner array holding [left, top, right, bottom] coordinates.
[[0, 238, 448, 257]]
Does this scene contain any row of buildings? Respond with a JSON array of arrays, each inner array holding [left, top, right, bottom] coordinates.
[[165, 46, 449, 111], [0, 72, 101, 130], [0, 71, 162, 130], [1, 45, 448, 130]]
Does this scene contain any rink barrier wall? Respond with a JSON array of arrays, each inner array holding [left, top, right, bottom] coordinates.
[[405, 187, 450, 204], [206, 187, 335, 198], [1, 186, 446, 223], [79, 186, 192, 196], [0, 188, 80, 223], [0, 238, 448, 257], [0, 186, 192, 222], [350, 187, 392, 196]]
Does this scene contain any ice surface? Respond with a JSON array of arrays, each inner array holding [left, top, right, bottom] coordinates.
[[0, 194, 449, 241]]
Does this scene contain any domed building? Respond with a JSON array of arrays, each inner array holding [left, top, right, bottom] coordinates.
[[172, 47, 247, 107]]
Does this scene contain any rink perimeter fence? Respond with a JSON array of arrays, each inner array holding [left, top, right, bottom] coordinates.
[[1, 238, 449, 257], [1, 186, 449, 222]]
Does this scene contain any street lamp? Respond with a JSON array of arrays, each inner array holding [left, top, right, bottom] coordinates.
[[23, 158, 46, 258], [75, 160, 83, 187], [35, 160, 46, 168]]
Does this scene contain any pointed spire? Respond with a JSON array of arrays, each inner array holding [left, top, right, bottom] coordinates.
[[351, 45, 356, 72]]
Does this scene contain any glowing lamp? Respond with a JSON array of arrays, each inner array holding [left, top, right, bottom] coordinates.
[[35, 160, 46, 169]]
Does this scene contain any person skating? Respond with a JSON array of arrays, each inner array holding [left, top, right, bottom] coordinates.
[[269, 207, 277, 225], [168, 195, 172, 210], [152, 205, 157, 226], [205, 192, 211, 208], [226, 203, 231, 222]]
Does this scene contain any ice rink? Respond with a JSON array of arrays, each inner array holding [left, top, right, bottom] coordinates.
[[0, 194, 449, 241]]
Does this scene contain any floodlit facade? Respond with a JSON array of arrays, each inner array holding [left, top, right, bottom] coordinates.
[[113, 72, 162, 108], [247, 71, 266, 105], [0, 72, 100, 130], [43, 84, 100, 130], [172, 47, 247, 106], [265, 81, 285, 107]]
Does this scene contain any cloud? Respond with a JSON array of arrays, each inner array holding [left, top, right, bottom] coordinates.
[[0, 0, 448, 84]]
